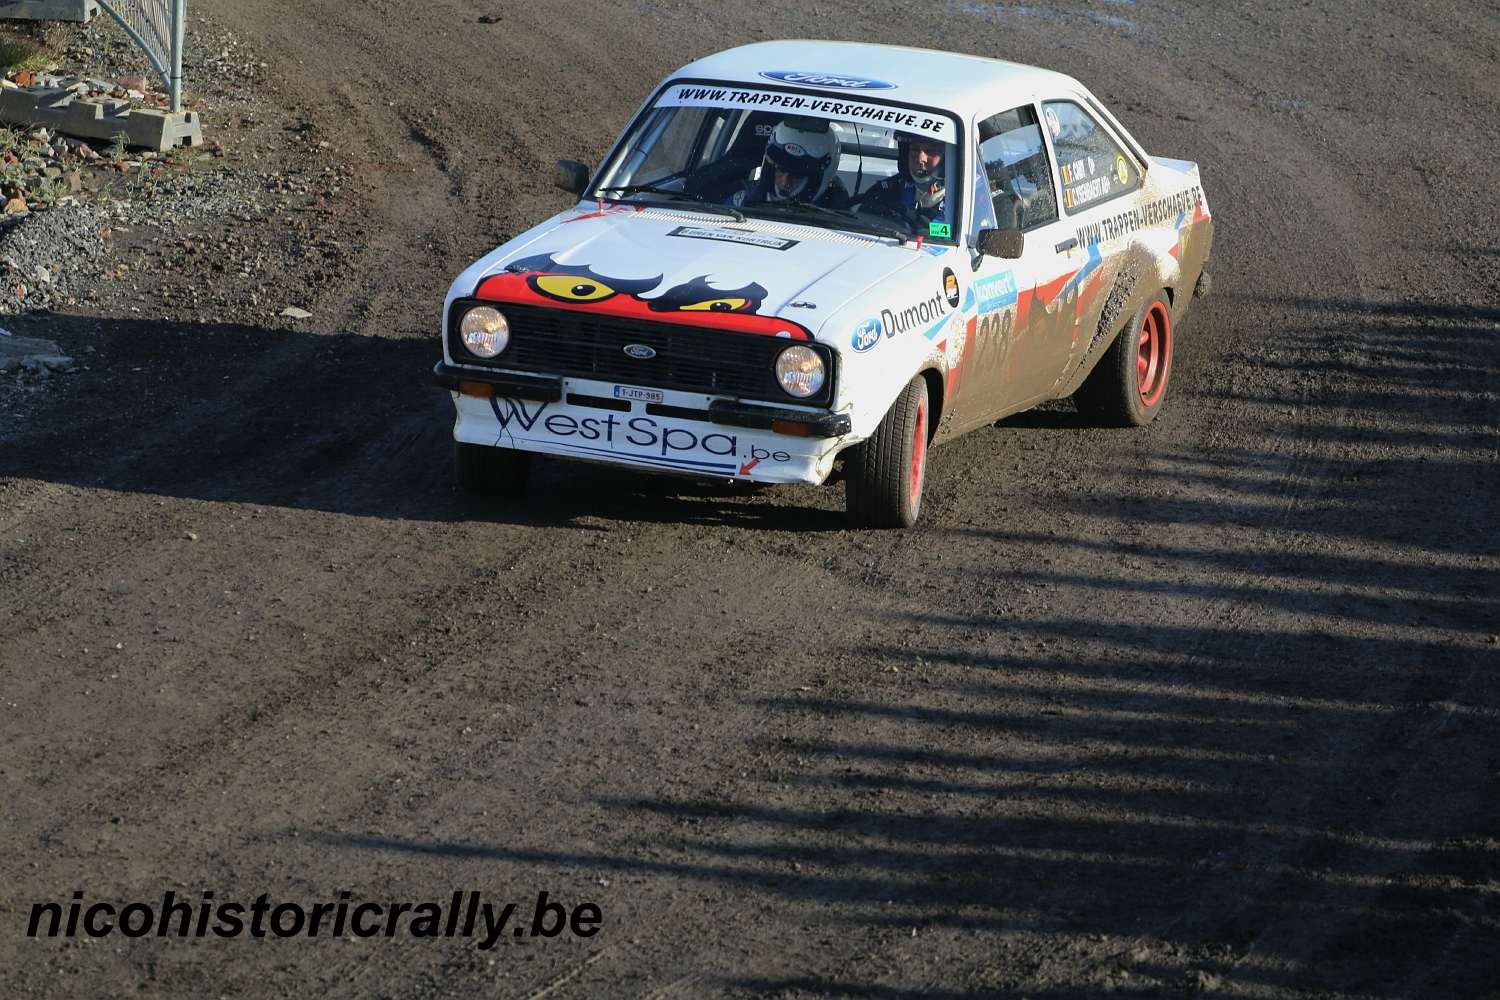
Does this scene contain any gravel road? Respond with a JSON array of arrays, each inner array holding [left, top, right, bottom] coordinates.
[[2, 2, 1497, 997]]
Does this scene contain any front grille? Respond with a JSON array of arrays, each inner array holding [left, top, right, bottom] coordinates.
[[449, 301, 833, 407]]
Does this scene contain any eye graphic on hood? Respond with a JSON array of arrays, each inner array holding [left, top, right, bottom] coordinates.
[[647, 276, 767, 315], [495, 252, 662, 305], [677, 296, 751, 312], [473, 256, 809, 339], [531, 274, 622, 302]]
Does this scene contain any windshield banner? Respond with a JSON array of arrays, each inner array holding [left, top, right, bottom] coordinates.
[[660, 84, 957, 144]]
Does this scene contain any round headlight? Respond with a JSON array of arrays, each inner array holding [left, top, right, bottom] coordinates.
[[775, 345, 826, 398], [460, 306, 510, 358]]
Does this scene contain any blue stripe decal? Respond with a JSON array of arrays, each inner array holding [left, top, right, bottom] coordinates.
[[1058, 241, 1103, 302]]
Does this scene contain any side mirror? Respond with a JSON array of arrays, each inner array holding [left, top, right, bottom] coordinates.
[[554, 159, 590, 196], [977, 228, 1025, 259]]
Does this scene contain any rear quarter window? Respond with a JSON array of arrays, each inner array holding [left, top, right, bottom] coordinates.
[[1042, 100, 1141, 214]]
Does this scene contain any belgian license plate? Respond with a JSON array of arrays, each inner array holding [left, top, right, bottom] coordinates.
[[612, 385, 664, 404]]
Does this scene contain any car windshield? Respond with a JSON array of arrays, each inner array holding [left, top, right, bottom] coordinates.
[[592, 82, 963, 244]]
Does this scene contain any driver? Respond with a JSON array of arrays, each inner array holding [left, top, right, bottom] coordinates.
[[730, 118, 850, 209], [851, 132, 948, 226]]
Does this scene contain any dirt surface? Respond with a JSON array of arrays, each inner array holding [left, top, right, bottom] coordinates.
[[2, 2, 1498, 997]]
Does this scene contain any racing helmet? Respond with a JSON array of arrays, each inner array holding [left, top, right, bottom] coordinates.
[[897, 133, 947, 209], [761, 119, 838, 202]]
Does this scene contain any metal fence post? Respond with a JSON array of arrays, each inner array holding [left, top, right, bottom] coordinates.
[[170, 0, 184, 112], [94, 1, 186, 109]]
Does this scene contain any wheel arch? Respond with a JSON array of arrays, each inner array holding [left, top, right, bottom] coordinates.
[[918, 366, 945, 443], [1058, 262, 1158, 399]]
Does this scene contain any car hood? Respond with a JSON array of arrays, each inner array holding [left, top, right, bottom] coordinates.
[[454, 205, 931, 344]]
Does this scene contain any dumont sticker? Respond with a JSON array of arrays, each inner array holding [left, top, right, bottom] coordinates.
[[942, 267, 960, 308], [851, 317, 883, 352], [1115, 156, 1130, 185], [667, 225, 799, 251], [881, 290, 949, 340], [758, 71, 896, 91], [660, 85, 956, 144]]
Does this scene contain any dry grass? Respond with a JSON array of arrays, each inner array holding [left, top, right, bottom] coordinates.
[[0, 29, 52, 73]]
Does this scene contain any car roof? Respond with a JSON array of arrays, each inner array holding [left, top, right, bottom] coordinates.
[[670, 40, 1087, 120]]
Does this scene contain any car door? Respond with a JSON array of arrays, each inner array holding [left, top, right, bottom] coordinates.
[[1029, 97, 1148, 392], [962, 103, 1080, 419]]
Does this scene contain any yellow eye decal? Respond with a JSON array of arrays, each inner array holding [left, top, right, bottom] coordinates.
[[531, 274, 618, 302], [679, 297, 750, 312]]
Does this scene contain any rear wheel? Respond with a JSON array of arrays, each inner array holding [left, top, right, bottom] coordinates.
[[1074, 294, 1173, 427], [454, 441, 531, 498], [846, 376, 930, 529]]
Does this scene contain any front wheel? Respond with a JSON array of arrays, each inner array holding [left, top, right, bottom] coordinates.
[[845, 376, 930, 529], [454, 441, 531, 498], [1074, 294, 1174, 427]]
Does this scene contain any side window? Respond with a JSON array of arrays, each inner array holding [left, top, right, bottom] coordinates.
[[1041, 100, 1140, 214], [977, 105, 1058, 231]]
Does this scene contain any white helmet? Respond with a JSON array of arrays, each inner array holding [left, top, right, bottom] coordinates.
[[761, 119, 838, 202]]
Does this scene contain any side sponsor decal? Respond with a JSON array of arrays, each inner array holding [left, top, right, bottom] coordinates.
[[487, 397, 790, 477], [942, 267, 960, 308], [474, 253, 812, 339], [880, 289, 949, 340], [667, 225, 799, 251], [1071, 184, 1207, 249], [973, 270, 1017, 312], [1061, 153, 1115, 211], [660, 85, 956, 143], [757, 70, 896, 91]]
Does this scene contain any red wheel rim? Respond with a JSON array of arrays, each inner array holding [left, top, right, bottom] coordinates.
[[909, 398, 927, 510], [1136, 301, 1172, 408]]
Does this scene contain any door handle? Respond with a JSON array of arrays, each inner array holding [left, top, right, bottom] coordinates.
[[1054, 237, 1079, 253]]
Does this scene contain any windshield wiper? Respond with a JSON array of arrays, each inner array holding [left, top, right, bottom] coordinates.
[[594, 182, 745, 222], [742, 200, 913, 242]]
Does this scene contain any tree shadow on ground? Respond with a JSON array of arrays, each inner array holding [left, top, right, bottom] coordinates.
[[307, 295, 1498, 996]]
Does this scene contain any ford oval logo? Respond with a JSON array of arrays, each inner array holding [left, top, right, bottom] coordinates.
[[758, 70, 896, 91], [623, 344, 657, 360], [850, 317, 883, 353]]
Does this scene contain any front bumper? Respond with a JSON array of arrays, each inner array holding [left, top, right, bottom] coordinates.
[[436, 364, 850, 485]]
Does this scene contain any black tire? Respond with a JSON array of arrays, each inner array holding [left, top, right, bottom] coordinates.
[[1074, 293, 1174, 427], [454, 441, 531, 498], [845, 376, 930, 529]]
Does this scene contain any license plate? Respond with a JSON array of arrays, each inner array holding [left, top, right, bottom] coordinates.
[[612, 385, 664, 404]]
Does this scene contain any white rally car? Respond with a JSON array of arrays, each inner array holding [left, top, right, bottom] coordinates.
[[436, 40, 1212, 527]]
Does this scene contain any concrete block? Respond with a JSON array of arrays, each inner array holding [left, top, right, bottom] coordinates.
[[0, 0, 98, 22], [0, 85, 201, 151]]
